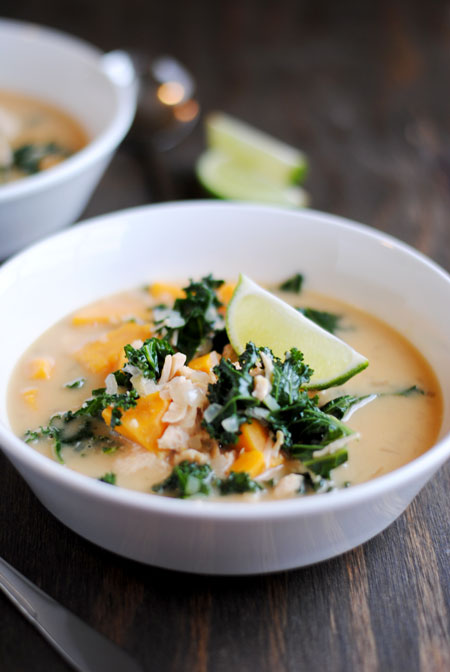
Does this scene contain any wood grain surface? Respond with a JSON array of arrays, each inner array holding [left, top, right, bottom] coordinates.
[[1, 1, 449, 671]]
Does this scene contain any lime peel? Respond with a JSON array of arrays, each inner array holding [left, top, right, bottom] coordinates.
[[226, 274, 369, 390]]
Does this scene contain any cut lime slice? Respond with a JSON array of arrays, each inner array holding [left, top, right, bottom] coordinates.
[[196, 150, 309, 208], [205, 112, 308, 184], [226, 274, 369, 390]]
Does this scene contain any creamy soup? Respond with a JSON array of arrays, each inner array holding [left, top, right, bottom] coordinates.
[[7, 276, 442, 501], [0, 90, 88, 184]]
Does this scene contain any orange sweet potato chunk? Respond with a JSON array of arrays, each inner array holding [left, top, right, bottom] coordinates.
[[236, 420, 270, 453], [28, 357, 55, 380], [230, 449, 266, 478], [217, 282, 236, 306], [22, 388, 38, 410], [188, 351, 221, 375], [102, 391, 170, 452], [149, 282, 185, 302], [72, 299, 149, 326], [75, 323, 151, 376]]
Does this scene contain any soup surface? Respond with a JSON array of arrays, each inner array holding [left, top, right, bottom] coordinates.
[[8, 276, 442, 501], [0, 90, 88, 184]]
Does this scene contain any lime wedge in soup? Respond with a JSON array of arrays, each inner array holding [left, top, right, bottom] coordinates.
[[225, 274, 369, 390]]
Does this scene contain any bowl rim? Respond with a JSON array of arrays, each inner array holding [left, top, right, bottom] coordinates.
[[0, 17, 137, 203], [0, 200, 449, 521]]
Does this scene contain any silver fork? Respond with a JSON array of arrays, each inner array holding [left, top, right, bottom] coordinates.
[[0, 556, 143, 672]]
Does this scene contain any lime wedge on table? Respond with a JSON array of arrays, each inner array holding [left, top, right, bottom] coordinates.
[[226, 275, 369, 390], [205, 112, 308, 184], [196, 150, 309, 207]]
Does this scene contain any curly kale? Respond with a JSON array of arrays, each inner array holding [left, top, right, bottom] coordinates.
[[13, 142, 69, 174], [155, 274, 225, 362], [203, 342, 354, 480], [152, 461, 214, 498], [67, 388, 139, 428], [297, 307, 342, 334], [217, 472, 263, 495], [123, 337, 174, 380], [279, 273, 304, 293]]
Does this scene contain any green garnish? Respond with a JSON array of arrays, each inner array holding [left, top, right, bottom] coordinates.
[[155, 274, 225, 362], [320, 386, 425, 421], [320, 394, 374, 420], [296, 447, 348, 477], [297, 307, 341, 334], [13, 142, 69, 174], [123, 337, 174, 380], [24, 414, 93, 464], [279, 273, 304, 293], [64, 377, 86, 389], [152, 461, 214, 498], [395, 385, 425, 397], [203, 342, 354, 481], [217, 471, 263, 495], [67, 388, 139, 428], [98, 472, 116, 485]]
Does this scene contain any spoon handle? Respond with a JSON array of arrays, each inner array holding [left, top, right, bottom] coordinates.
[[0, 556, 143, 672]]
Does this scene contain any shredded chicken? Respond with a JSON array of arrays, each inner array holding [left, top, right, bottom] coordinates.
[[252, 374, 270, 401], [159, 352, 186, 384], [260, 350, 274, 381], [173, 449, 209, 466], [209, 444, 235, 478], [273, 473, 304, 499]]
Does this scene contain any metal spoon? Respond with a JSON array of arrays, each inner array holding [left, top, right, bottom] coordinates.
[[102, 49, 201, 200], [0, 556, 144, 672]]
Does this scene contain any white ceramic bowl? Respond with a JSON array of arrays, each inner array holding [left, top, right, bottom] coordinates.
[[0, 202, 449, 575], [0, 19, 137, 258]]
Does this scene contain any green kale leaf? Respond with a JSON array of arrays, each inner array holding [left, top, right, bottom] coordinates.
[[279, 273, 304, 293], [13, 142, 68, 174], [64, 377, 86, 389], [217, 471, 263, 495], [300, 448, 348, 477], [123, 337, 174, 379], [297, 307, 341, 334], [320, 394, 373, 420], [270, 347, 313, 406], [202, 342, 263, 446], [24, 414, 94, 463], [98, 472, 116, 485], [394, 385, 425, 397], [67, 388, 139, 428], [155, 274, 225, 362], [152, 461, 214, 498], [203, 342, 354, 482]]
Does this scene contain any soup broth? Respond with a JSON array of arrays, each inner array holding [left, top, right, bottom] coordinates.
[[0, 90, 88, 184], [7, 278, 442, 501]]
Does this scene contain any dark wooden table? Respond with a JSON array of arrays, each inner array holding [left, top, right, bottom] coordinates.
[[1, 2, 449, 670]]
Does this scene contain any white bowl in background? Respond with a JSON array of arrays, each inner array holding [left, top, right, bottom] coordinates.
[[0, 19, 137, 258], [0, 202, 448, 575]]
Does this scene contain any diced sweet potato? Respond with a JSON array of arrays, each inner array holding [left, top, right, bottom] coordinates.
[[188, 351, 221, 374], [102, 391, 170, 452], [149, 282, 185, 302], [72, 299, 149, 326], [217, 282, 236, 307], [230, 449, 266, 478], [75, 323, 151, 376], [236, 420, 270, 453], [22, 388, 38, 410], [28, 357, 55, 380]]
